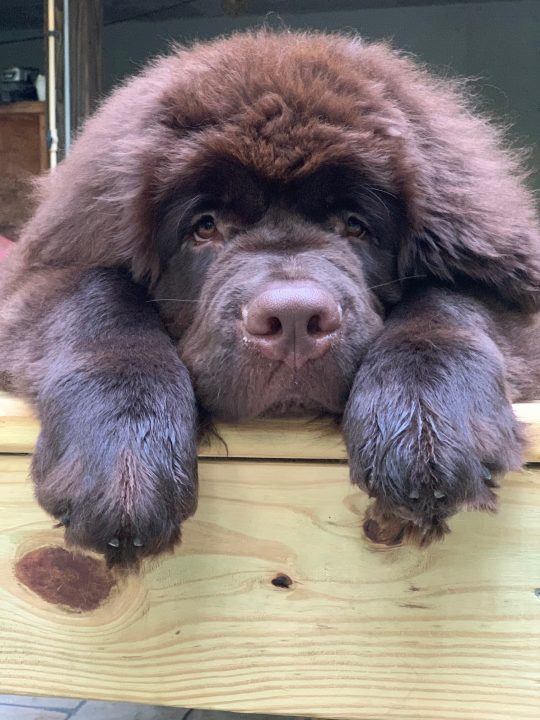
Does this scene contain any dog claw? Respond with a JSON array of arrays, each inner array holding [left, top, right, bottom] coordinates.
[[408, 489, 420, 500], [133, 537, 144, 547], [54, 514, 71, 529], [482, 466, 492, 481], [433, 490, 445, 499], [107, 537, 120, 548]]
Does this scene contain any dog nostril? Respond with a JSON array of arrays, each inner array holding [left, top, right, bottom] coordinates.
[[244, 282, 342, 367], [307, 314, 321, 335], [267, 316, 282, 336]]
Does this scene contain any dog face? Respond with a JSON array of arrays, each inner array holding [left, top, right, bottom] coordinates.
[[153, 155, 407, 420], [148, 38, 416, 421]]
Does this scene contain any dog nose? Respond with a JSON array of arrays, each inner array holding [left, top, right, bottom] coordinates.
[[243, 282, 342, 369]]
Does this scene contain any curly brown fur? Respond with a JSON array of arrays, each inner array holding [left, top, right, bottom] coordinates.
[[0, 30, 538, 566]]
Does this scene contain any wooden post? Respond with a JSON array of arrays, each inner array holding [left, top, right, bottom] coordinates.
[[47, 0, 103, 158], [53, 0, 64, 159], [69, 0, 103, 135]]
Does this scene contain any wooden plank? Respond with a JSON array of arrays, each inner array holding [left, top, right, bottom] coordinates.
[[0, 393, 40, 454], [199, 416, 348, 460], [0, 455, 539, 719], [516, 402, 540, 464], [69, 0, 103, 134], [53, 0, 65, 159], [0, 392, 539, 462], [0, 102, 47, 116], [0, 111, 46, 176], [51, 0, 103, 157], [0, 103, 46, 238]]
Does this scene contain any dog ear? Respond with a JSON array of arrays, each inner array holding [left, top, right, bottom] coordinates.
[[399, 169, 540, 312], [15, 56, 181, 283], [384, 53, 540, 312]]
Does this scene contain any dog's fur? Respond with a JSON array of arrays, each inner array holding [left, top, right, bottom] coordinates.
[[0, 31, 539, 566]]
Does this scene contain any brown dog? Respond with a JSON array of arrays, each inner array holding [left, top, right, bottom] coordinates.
[[0, 31, 539, 566]]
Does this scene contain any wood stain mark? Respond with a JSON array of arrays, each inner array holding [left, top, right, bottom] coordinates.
[[271, 573, 293, 589], [15, 546, 116, 612], [399, 602, 429, 610]]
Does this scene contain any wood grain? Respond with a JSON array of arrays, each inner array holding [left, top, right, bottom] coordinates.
[[0, 102, 47, 175], [0, 392, 539, 461], [0, 102, 47, 116], [0, 102, 46, 238], [0, 455, 539, 719], [70, 0, 104, 132]]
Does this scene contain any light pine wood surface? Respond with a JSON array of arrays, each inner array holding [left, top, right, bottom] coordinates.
[[0, 393, 539, 461], [0, 394, 539, 719]]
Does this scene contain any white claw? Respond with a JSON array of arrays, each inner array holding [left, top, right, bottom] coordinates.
[[133, 537, 144, 547], [107, 537, 120, 548], [409, 489, 420, 500], [433, 490, 445, 499]]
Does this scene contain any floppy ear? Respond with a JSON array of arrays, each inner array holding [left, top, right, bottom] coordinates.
[[14, 54, 184, 282], [384, 52, 540, 312]]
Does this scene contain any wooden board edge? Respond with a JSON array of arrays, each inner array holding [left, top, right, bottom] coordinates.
[[0, 392, 539, 461]]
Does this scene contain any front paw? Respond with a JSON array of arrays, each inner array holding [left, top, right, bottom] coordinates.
[[32, 372, 198, 567], [343, 379, 525, 545]]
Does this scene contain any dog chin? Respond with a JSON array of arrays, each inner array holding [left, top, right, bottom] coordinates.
[[260, 396, 341, 419], [190, 355, 350, 422], [249, 373, 347, 419]]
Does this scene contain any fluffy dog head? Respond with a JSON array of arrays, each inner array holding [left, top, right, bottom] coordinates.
[[21, 31, 540, 420]]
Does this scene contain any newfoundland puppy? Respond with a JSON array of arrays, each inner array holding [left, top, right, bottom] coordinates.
[[0, 31, 539, 566]]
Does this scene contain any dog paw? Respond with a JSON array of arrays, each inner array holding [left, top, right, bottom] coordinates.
[[34, 422, 198, 567], [32, 373, 198, 567], [343, 380, 525, 546], [362, 499, 451, 547]]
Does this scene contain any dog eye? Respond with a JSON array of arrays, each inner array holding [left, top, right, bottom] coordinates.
[[345, 213, 369, 239], [193, 214, 220, 242]]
